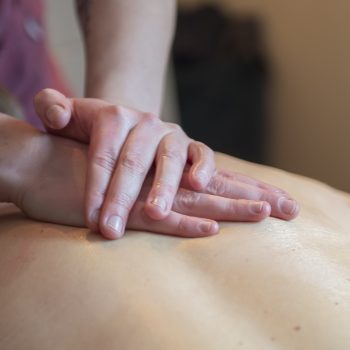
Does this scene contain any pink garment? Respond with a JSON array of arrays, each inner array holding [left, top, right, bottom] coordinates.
[[0, 0, 71, 129]]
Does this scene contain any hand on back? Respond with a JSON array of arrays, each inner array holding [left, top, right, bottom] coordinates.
[[32, 89, 299, 239]]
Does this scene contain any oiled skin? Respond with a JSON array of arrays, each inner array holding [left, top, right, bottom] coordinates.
[[1, 154, 350, 350]]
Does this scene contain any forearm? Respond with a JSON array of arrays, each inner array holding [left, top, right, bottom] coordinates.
[[0, 115, 37, 204], [76, 0, 176, 115], [0, 115, 20, 202]]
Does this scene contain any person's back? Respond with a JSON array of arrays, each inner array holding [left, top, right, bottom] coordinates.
[[0, 153, 349, 350]]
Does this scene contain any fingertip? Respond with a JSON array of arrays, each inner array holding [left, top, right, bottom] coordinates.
[[100, 215, 125, 240], [262, 201, 272, 218], [197, 219, 219, 236], [144, 194, 172, 220], [277, 197, 300, 221], [34, 88, 72, 130], [45, 104, 70, 129], [101, 227, 124, 240], [287, 201, 300, 220], [250, 201, 271, 220], [210, 221, 220, 235]]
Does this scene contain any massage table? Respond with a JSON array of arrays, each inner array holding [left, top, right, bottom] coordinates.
[[0, 154, 349, 350]]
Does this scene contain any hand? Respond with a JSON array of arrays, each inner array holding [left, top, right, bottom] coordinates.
[[8, 122, 272, 238], [180, 169, 299, 221], [34, 89, 216, 239]]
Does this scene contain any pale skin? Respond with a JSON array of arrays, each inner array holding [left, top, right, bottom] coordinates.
[[0, 0, 300, 238], [76, 0, 176, 114], [0, 111, 299, 238], [31, 0, 298, 239], [70, 0, 229, 238], [30, 90, 298, 239]]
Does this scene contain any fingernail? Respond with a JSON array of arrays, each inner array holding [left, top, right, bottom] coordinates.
[[251, 202, 264, 214], [199, 220, 214, 233], [91, 210, 100, 224], [151, 196, 167, 212], [107, 215, 123, 238], [279, 198, 297, 216], [46, 105, 66, 128]]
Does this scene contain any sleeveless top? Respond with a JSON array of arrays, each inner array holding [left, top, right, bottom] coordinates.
[[0, 0, 71, 129]]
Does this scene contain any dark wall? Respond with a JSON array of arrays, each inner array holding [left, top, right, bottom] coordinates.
[[173, 5, 268, 163]]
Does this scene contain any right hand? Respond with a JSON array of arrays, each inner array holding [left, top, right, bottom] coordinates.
[[33, 89, 299, 239], [34, 89, 218, 239]]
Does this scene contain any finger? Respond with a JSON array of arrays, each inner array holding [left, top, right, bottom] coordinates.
[[144, 129, 189, 220], [217, 169, 288, 195], [85, 108, 135, 233], [99, 114, 166, 239], [187, 141, 216, 191], [204, 173, 299, 221], [127, 201, 219, 238], [34, 88, 72, 129], [172, 189, 271, 221], [34, 88, 115, 142]]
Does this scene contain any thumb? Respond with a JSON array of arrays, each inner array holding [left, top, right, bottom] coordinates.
[[34, 88, 108, 143], [34, 88, 72, 130]]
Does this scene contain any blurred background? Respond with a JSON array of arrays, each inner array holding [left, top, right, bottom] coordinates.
[[46, 0, 350, 192]]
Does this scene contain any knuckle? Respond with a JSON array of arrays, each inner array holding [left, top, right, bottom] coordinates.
[[121, 151, 148, 175], [100, 104, 120, 117], [158, 147, 186, 165], [142, 112, 159, 127], [227, 200, 238, 215], [166, 122, 182, 132], [93, 150, 117, 173], [207, 176, 226, 196], [115, 110, 129, 125], [194, 141, 213, 157], [153, 181, 177, 196], [197, 141, 213, 155], [110, 192, 134, 211], [99, 105, 129, 125], [177, 216, 190, 233], [193, 140, 205, 148], [206, 145, 215, 158], [177, 189, 201, 210], [88, 187, 107, 200]]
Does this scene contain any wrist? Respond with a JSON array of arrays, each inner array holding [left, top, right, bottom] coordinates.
[[85, 69, 163, 116]]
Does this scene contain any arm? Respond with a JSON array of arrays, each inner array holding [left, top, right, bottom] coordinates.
[[0, 115, 32, 204], [76, 0, 176, 115], [0, 115, 14, 203], [44, 2, 216, 238]]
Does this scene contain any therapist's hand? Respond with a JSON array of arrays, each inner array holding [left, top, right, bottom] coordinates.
[[34, 90, 299, 234], [4, 121, 270, 238], [34, 89, 216, 239]]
